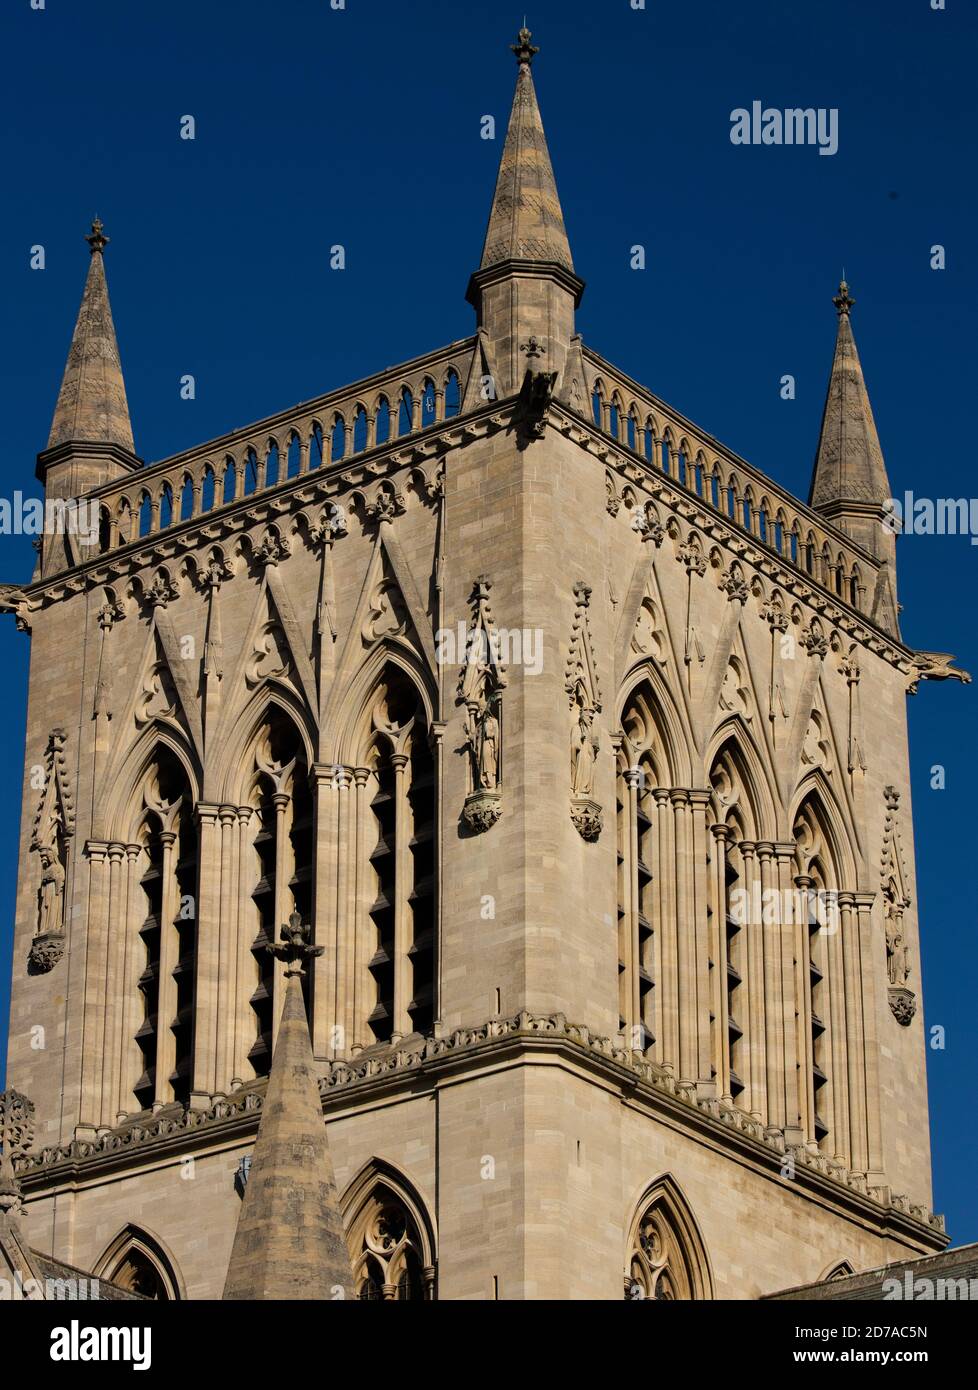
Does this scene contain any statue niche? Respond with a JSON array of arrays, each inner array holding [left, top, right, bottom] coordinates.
[[457, 577, 506, 833], [28, 729, 74, 973], [881, 788, 916, 1025], [566, 581, 602, 840]]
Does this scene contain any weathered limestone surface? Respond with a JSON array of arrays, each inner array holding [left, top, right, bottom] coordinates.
[[3, 27, 963, 1300]]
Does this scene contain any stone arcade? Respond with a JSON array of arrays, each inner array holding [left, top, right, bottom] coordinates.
[[0, 29, 969, 1300]]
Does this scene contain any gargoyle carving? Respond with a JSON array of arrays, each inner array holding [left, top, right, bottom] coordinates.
[[907, 651, 971, 695]]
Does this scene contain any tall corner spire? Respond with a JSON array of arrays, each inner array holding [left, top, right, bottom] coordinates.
[[809, 280, 900, 634], [466, 28, 584, 399], [809, 280, 890, 516], [477, 26, 575, 275], [46, 219, 135, 454], [223, 916, 354, 1302]]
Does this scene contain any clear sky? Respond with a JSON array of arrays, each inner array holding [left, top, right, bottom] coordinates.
[[1, 0, 975, 1241]]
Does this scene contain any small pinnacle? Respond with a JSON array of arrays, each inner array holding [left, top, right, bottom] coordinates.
[[511, 24, 539, 68], [85, 217, 109, 255], [833, 279, 855, 317]]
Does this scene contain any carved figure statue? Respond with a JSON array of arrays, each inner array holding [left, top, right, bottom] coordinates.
[[572, 705, 598, 797]]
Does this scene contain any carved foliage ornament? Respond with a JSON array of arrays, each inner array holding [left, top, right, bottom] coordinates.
[[0, 1088, 35, 1217], [254, 526, 291, 568]]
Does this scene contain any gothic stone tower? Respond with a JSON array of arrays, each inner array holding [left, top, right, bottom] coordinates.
[[3, 30, 962, 1300]]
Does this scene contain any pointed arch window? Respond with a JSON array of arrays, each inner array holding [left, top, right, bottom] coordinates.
[[444, 369, 461, 418], [360, 668, 436, 1044], [617, 684, 668, 1053], [95, 1227, 182, 1301], [246, 709, 314, 1076], [625, 1179, 712, 1301], [345, 1173, 436, 1301], [131, 748, 198, 1112], [793, 798, 839, 1150]]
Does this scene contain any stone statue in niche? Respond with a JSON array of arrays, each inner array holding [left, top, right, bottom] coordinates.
[[883, 878, 915, 1024], [571, 704, 598, 798], [566, 580, 603, 840], [37, 830, 66, 940], [476, 695, 500, 792], [28, 729, 74, 974], [30, 821, 68, 974], [458, 578, 506, 833], [460, 688, 503, 832], [885, 900, 909, 987]]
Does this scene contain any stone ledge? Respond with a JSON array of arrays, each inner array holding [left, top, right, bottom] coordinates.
[[15, 1010, 945, 1247]]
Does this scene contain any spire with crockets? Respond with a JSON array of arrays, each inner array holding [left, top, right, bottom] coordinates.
[[47, 219, 135, 455], [465, 28, 585, 402], [36, 218, 141, 579], [808, 280, 900, 635]]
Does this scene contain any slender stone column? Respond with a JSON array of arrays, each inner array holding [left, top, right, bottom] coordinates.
[[351, 768, 371, 1047], [710, 824, 732, 1102], [794, 872, 816, 1146], [622, 769, 641, 1034], [826, 885, 850, 1165], [776, 842, 804, 1145], [233, 807, 255, 1087], [738, 843, 762, 1120], [327, 766, 351, 1051], [690, 790, 713, 1092], [430, 724, 445, 1037], [311, 763, 339, 1057], [391, 753, 411, 1039], [215, 806, 238, 1092], [654, 787, 677, 1072], [116, 845, 144, 1121], [154, 829, 179, 1106], [271, 790, 291, 1050], [756, 842, 784, 1132], [838, 892, 866, 1172], [671, 791, 697, 1087], [855, 891, 884, 1179], [101, 842, 127, 1126], [192, 804, 222, 1107], [78, 842, 110, 1134]]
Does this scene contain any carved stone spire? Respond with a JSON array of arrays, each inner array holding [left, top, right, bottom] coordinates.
[[37, 220, 141, 579], [47, 220, 135, 454], [466, 28, 584, 399], [478, 27, 573, 275], [808, 281, 899, 634], [223, 916, 354, 1301]]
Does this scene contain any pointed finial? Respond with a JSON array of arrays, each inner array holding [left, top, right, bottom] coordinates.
[[85, 217, 109, 255], [833, 279, 855, 317], [511, 24, 539, 68], [268, 912, 324, 977]]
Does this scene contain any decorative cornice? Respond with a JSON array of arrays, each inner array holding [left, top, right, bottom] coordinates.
[[15, 1011, 945, 1244], [550, 401, 915, 676], [21, 399, 510, 612]]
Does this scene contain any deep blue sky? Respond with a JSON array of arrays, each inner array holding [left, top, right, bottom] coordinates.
[[1, 1, 975, 1241]]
